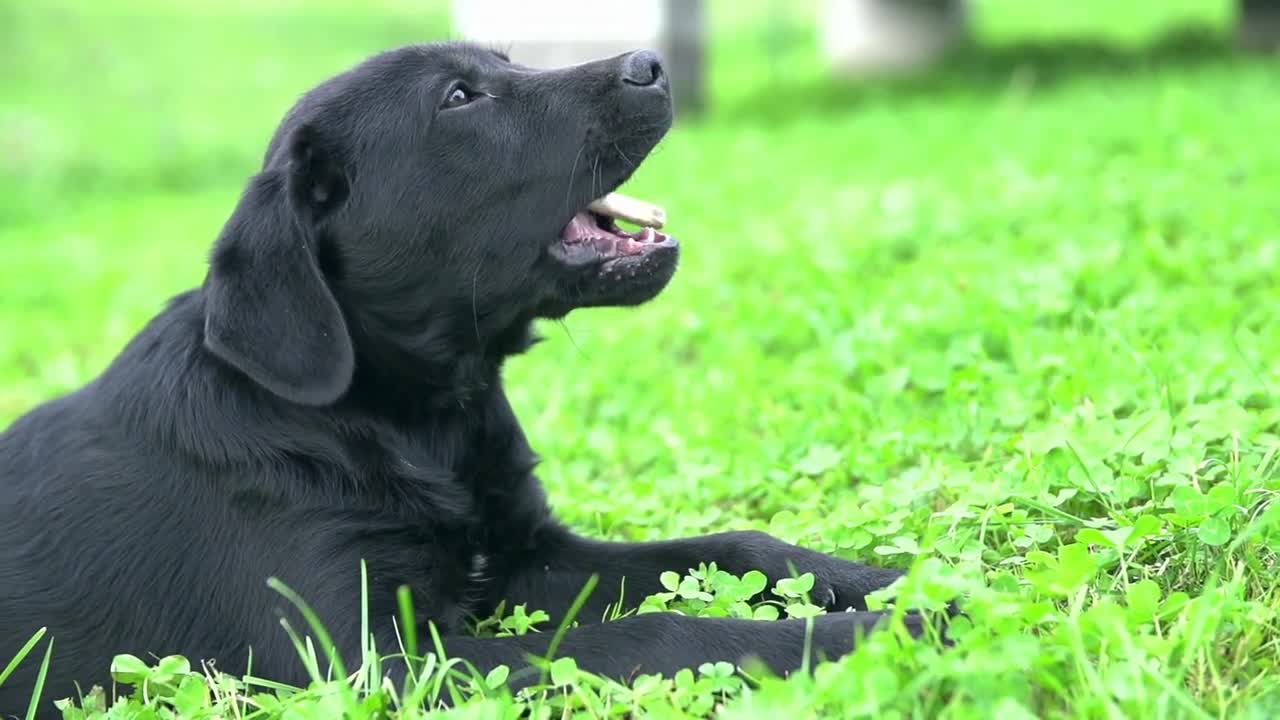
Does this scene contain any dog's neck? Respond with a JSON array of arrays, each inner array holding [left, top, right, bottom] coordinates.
[[343, 309, 539, 415]]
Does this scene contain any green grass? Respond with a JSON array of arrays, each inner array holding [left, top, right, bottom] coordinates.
[[3, 0, 1280, 717]]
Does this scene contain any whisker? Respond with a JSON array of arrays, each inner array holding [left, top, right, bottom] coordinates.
[[470, 262, 482, 347], [612, 142, 636, 169], [591, 153, 601, 199], [557, 319, 584, 357], [563, 143, 586, 214]]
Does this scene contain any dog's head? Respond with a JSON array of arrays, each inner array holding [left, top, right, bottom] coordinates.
[[201, 42, 677, 405]]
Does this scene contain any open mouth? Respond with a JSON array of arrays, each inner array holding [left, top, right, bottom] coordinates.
[[555, 192, 676, 266]]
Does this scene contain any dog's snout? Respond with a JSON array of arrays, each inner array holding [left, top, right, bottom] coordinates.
[[620, 50, 665, 88]]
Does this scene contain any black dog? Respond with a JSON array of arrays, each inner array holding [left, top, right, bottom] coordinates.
[[0, 43, 914, 714]]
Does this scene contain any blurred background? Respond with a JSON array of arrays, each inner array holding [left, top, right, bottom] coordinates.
[[2, 0, 1272, 228], [5, 6, 1280, 716], [2, 0, 1278, 513]]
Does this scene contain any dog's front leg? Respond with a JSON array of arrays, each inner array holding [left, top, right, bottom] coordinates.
[[389, 610, 909, 694], [499, 524, 905, 624]]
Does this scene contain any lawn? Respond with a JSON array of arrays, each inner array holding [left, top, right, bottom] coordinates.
[[3, 0, 1279, 717]]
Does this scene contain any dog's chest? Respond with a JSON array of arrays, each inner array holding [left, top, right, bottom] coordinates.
[[364, 438, 535, 614], [335, 393, 544, 622]]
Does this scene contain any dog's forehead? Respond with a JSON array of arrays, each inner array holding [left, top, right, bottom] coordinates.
[[395, 41, 513, 81], [264, 42, 524, 167]]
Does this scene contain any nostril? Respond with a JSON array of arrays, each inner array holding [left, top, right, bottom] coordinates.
[[621, 50, 665, 87], [645, 58, 663, 83]]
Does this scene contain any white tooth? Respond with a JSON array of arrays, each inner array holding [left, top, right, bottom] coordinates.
[[587, 192, 666, 229]]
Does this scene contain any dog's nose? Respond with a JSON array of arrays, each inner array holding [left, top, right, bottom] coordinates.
[[620, 50, 665, 87]]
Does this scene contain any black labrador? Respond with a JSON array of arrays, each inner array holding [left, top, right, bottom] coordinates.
[[0, 43, 915, 714]]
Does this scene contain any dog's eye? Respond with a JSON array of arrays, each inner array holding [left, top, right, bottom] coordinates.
[[442, 83, 476, 109]]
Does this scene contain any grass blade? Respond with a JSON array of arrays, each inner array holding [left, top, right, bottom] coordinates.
[[397, 585, 419, 661], [538, 573, 598, 687], [23, 636, 53, 720], [0, 627, 47, 689], [267, 576, 349, 681]]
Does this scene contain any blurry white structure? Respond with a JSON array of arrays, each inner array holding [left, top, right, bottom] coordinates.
[[820, 0, 968, 74], [455, 0, 1276, 107], [452, 0, 705, 114]]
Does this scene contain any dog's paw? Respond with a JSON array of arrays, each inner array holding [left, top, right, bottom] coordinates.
[[809, 562, 906, 612], [814, 562, 963, 646], [726, 531, 907, 612]]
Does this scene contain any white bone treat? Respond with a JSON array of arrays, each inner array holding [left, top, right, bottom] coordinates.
[[587, 192, 666, 229]]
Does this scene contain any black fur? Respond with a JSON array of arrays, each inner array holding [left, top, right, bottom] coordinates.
[[0, 43, 912, 717]]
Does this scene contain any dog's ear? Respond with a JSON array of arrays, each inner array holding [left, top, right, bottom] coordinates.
[[203, 123, 355, 406]]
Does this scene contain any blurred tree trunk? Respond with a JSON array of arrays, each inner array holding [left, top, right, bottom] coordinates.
[[1239, 0, 1280, 50], [663, 0, 706, 116]]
